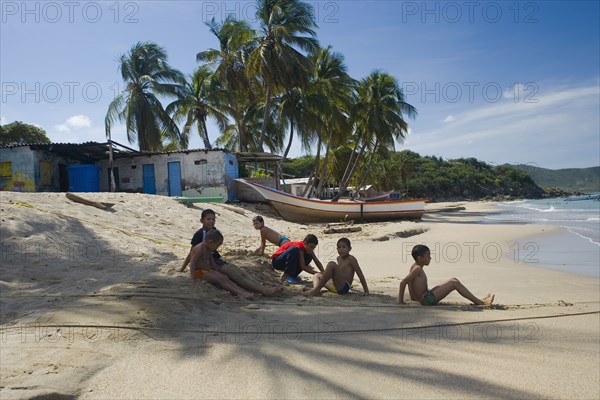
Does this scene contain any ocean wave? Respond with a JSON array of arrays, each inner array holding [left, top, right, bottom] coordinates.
[[565, 227, 600, 247]]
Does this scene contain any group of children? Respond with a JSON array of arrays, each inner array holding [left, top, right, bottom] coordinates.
[[179, 209, 494, 306]]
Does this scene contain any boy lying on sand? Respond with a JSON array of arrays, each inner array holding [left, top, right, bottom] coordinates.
[[398, 244, 494, 306]]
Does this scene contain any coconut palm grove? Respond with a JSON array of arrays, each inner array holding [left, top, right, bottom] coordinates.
[[104, 0, 550, 201]]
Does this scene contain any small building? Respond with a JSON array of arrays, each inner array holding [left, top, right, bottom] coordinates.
[[0, 141, 248, 202], [97, 147, 239, 201], [0, 142, 127, 192], [280, 177, 311, 196]]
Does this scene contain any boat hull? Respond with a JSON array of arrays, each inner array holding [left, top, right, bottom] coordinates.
[[239, 180, 425, 223]]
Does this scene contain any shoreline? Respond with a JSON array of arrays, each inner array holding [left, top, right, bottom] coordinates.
[[1, 193, 599, 399]]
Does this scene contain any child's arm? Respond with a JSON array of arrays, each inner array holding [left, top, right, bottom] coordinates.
[[298, 250, 318, 274], [178, 247, 193, 272], [255, 229, 267, 255], [352, 258, 369, 294], [398, 267, 420, 304], [308, 250, 325, 273]]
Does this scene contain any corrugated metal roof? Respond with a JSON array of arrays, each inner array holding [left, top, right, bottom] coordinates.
[[1, 141, 284, 163]]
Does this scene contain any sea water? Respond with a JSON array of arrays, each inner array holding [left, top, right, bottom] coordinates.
[[487, 198, 600, 277]]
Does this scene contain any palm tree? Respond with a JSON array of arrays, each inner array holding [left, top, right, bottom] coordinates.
[[332, 71, 417, 201], [249, 0, 319, 151], [215, 98, 285, 153], [197, 17, 257, 151], [167, 66, 228, 150], [105, 41, 185, 151], [303, 46, 356, 198]]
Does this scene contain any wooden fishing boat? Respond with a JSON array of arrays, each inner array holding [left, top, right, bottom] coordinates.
[[238, 180, 426, 223]]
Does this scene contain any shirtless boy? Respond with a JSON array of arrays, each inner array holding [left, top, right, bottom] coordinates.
[[252, 216, 290, 255], [188, 229, 254, 299], [181, 211, 283, 297], [398, 244, 494, 306], [304, 237, 369, 297]]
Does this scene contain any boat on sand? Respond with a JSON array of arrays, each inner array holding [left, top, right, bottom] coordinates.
[[238, 179, 426, 223]]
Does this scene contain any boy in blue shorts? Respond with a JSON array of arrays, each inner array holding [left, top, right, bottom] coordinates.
[[303, 238, 369, 296], [271, 234, 324, 283], [252, 215, 290, 256], [398, 244, 494, 306]]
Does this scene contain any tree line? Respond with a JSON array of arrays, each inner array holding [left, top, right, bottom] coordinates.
[[281, 151, 547, 201]]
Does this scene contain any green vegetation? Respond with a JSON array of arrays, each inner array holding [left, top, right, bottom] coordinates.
[[284, 151, 546, 201], [282, 156, 315, 177], [510, 164, 600, 193], [0, 121, 51, 146]]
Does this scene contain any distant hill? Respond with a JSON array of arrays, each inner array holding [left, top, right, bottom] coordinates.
[[510, 165, 600, 193]]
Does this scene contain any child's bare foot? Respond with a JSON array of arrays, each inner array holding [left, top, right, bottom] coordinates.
[[263, 286, 284, 296], [240, 291, 254, 300], [303, 289, 322, 297], [483, 294, 495, 305]]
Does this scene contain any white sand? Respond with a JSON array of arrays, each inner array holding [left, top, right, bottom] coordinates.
[[1, 193, 598, 399]]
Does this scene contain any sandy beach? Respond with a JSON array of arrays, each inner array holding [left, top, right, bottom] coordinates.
[[1, 192, 598, 399]]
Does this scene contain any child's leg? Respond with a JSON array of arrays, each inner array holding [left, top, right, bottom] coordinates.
[[304, 262, 345, 296], [273, 247, 302, 281], [226, 265, 283, 296], [203, 271, 254, 299], [309, 272, 324, 287], [430, 278, 492, 305]]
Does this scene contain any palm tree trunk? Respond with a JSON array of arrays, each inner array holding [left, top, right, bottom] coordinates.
[[257, 85, 272, 151], [315, 131, 334, 196], [282, 120, 294, 159], [356, 141, 379, 195], [232, 99, 245, 152], [332, 139, 368, 201], [336, 130, 365, 193], [302, 136, 322, 198], [200, 119, 213, 150]]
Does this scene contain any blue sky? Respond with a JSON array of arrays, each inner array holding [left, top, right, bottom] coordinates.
[[1, 0, 599, 169]]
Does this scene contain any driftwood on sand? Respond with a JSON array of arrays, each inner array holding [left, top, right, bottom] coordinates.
[[323, 221, 362, 234], [66, 192, 115, 210]]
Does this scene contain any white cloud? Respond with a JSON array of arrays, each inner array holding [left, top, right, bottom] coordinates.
[[53, 114, 92, 133], [66, 115, 92, 129], [442, 115, 455, 123], [0, 115, 6, 125]]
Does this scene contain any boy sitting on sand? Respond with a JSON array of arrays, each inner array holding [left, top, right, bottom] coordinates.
[[304, 237, 369, 297], [181, 209, 283, 297], [179, 208, 222, 272], [188, 229, 254, 299], [398, 244, 494, 306], [272, 234, 324, 283], [252, 215, 290, 255]]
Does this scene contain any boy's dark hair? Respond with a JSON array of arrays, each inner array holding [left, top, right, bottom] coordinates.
[[201, 209, 216, 219], [205, 228, 223, 243], [337, 237, 351, 247], [303, 234, 318, 245], [412, 244, 430, 261], [252, 215, 264, 223]]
